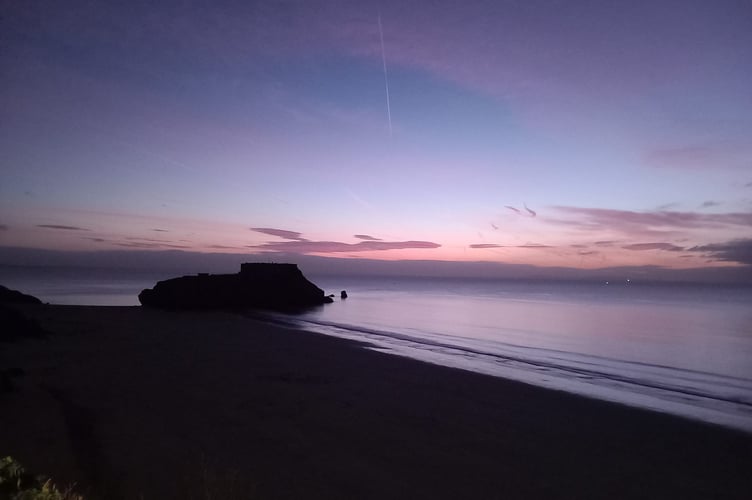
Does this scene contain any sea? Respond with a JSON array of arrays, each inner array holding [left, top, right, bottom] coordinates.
[[2, 265, 751, 433]]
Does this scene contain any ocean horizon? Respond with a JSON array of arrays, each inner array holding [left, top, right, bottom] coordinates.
[[2, 264, 751, 433]]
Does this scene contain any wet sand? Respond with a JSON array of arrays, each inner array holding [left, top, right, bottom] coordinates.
[[1, 304, 750, 499]]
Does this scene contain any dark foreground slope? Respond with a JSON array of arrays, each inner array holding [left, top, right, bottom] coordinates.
[[0, 285, 46, 342], [1, 305, 750, 499], [138, 263, 332, 309]]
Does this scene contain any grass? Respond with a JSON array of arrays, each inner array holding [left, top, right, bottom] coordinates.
[[0, 456, 255, 499], [0, 457, 83, 500]]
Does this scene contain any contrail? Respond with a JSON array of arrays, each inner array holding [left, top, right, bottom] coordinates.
[[377, 12, 392, 136]]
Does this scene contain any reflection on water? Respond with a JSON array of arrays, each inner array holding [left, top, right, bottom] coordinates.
[[307, 277, 752, 377]]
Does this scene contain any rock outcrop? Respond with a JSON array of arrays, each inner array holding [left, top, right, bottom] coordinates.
[[0, 285, 42, 305], [138, 263, 333, 310], [0, 285, 46, 342]]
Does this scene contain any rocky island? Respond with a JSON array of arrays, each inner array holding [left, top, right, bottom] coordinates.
[[138, 263, 333, 310]]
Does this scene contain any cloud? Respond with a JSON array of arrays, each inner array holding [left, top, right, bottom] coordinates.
[[36, 224, 89, 231], [505, 205, 536, 217], [594, 240, 616, 247], [0, 224, 7, 231], [657, 202, 679, 210], [251, 227, 307, 241], [250, 228, 438, 254], [700, 201, 720, 208], [125, 237, 172, 243], [552, 207, 752, 233], [251, 239, 441, 254], [470, 244, 503, 249], [470, 243, 552, 249], [114, 241, 191, 249], [84, 236, 191, 249], [152, 228, 169, 232], [688, 239, 752, 265], [622, 243, 684, 251]]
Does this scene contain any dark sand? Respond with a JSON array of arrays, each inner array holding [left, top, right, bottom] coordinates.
[[1, 304, 750, 499]]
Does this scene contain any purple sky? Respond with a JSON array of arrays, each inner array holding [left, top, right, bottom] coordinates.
[[1, 0, 751, 276]]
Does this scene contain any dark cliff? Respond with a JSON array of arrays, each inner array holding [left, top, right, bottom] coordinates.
[[138, 263, 333, 310], [0, 285, 42, 305]]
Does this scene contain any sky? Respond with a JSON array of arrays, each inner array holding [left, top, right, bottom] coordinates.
[[1, 0, 752, 278]]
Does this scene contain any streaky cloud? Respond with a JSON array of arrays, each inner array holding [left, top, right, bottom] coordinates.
[[114, 241, 191, 249], [125, 237, 173, 243], [470, 243, 551, 249], [688, 239, 752, 266], [84, 236, 191, 249], [623, 243, 684, 252], [251, 227, 308, 241], [504, 204, 536, 218], [470, 244, 503, 249], [251, 239, 440, 254], [657, 202, 680, 210], [251, 228, 435, 253], [37, 224, 89, 231], [553, 207, 752, 230], [354, 234, 382, 241]]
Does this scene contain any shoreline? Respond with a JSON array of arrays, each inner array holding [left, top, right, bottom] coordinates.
[[1, 304, 751, 499], [282, 314, 752, 434]]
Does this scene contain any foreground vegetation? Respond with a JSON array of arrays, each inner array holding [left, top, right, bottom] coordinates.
[[0, 457, 82, 500]]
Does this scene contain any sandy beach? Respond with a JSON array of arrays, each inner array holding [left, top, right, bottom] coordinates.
[[1, 304, 750, 499]]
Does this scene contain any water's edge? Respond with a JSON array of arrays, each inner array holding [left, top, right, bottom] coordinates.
[[261, 311, 752, 434]]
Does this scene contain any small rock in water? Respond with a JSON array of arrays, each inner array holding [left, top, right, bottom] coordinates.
[[340, 290, 348, 299]]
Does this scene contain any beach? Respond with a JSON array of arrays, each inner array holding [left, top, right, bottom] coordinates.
[[1, 304, 750, 499]]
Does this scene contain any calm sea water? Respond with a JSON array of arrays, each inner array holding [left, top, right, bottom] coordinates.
[[0, 266, 174, 306], [2, 265, 751, 432]]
